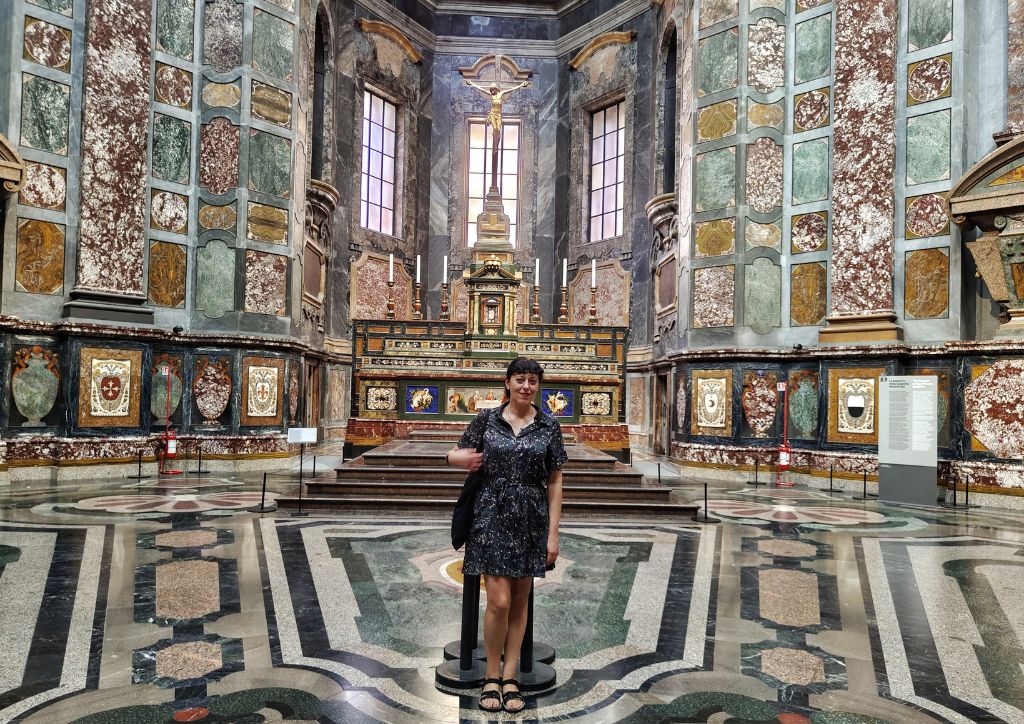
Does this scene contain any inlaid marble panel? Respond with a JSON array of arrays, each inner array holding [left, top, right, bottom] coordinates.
[[965, 360, 1024, 458], [746, 17, 785, 94], [203, 0, 242, 72], [787, 369, 820, 440], [693, 265, 735, 328], [195, 240, 235, 318], [23, 18, 71, 71], [247, 203, 288, 244], [78, 347, 143, 428], [743, 258, 780, 335], [742, 371, 778, 437], [745, 137, 783, 214], [151, 190, 188, 233], [791, 211, 828, 253], [193, 356, 232, 424], [244, 251, 287, 316], [905, 192, 949, 239], [674, 375, 687, 433], [202, 82, 241, 109], [148, 241, 186, 308], [252, 11, 294, 81], [793, 88, 830, 133], [790, 262, 827, 326], [694, 147, 736, 212], [200, 118, 240, 195], [248, 131, 291, 198], [199, 203, 237, 230], [27, 0, 71, 16], [907, 54, 952, 106], [569, 262, 631, 326], [152, 114, 191, 183], [20, 74, 70, 154], [796, 0, 829, 10], [696, 100, 737, 142], [15, 220, 64, 294], [697, 29, 738, 97], [904, 247, 949, 319], [19, 162, 66, 210], [11, 346, 60, 426], [155, 64, 192, 108], [794, 13, 832, 84], [251, 81, 292, 128], [627, 377, 645, 427], [156, 0, 194, 59], [791, 138, 829, 205], [351, 255, 411, 321], [745, 220, 781, 250], [827, 369, 882, 444], [747, 101, 784, 130], [695, 218, 736, 257], [906, 110, 950, 184], [908, 0, 952, 51], [151, 353, 183, 424], [700, 0, 738, 28], [750, 0, 785, 9], [690, 369, 732, 437], [241, 357, 284, 426]]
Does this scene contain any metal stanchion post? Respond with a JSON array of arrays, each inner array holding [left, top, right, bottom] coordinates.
[[824, 464, 841, 495], [260, 472, 268, 513], [293, 443, 309, 517], [516, 580, 556, 690], [963, 473, 979, 509], [748, 458, 762, 487], [435, 573, 487, 687], [190, 441, 210, 475], [312, 455, 317, 479], [127, 449, 149, 480], [657, 463, 661, 485], [692, 482, 721, 524], [853, 469, 877, 501]]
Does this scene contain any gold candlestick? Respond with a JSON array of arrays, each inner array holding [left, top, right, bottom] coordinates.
[[440, 281, 450, 321], [557, 285, 569, 324], [531, 284, 541, 323], [588, 285, 598, 324], [412, 282, 423, 320], [386, 280, 396, 319]]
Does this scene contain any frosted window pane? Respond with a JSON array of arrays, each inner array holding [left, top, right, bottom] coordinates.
[[503, 149, 517, 172], [384, 102, 396, 130], [382, 158, 394, 183], [605, 105, 618, 134], [468, 224, 477, 245], [382, 181, 393, 209], [468, 198, 483, 217], [360, 174, 368, 199], [616, 182, 624, 209], [605, 159, 617, 187], [505, 124, 518, 148], [603, 185, 615, 211], [502, 174, 517, 199], [371, 95, 383, 123], [363, 92, 370, 119], [470, 123, 485, 147], [591, 190, 602, 216], [470, 148, 485, 172], [615, 210, 623, 236], [370, 123, 382, 150], [370, 150, 382, 177], [592, 163, 603, 190], [603, 213, 615, 239], [591, 216, 601, 241], [604, 132, 616, 160], [370, 204, 381, 231], [593, 110, 605, 134], [360, 201, 367, 226], [369, 177, 381, 203], [592, 137, 603, 163], [381, 208, 393, 234], [383, 129, 395, 156]]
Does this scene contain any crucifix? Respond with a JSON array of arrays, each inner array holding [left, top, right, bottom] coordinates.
[[466, 56, 530, 193]]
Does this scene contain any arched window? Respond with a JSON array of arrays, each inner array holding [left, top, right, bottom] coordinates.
[[662, 26, 677, 194], [311, 10, 328, 180]]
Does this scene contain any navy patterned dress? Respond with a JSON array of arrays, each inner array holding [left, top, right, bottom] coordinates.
[[459, 403, 569, 578]]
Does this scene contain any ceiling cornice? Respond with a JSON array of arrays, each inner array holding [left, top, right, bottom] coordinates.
[[359, 18, 424, 63], [416, 0, 590, 19]]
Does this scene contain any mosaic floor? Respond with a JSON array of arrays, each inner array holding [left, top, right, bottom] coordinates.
[[1, 468, 1024, 723]]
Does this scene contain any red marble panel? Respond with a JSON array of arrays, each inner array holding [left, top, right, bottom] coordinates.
[[1006, 0, 1024, 136], [244, 251, 287, 316], [200, 117, 240, 195], [965, 360, 1024, 459], [745, 137, 783, 214]]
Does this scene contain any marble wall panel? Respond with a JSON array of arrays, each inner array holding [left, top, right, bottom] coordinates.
[[251, 81, 292, 128], [787, 369, 820, 440], [155, 64, 193, 109], [695, 147, 736, 212], [743, 258, 781, 335], [791, 138, 829, 205], [202, 82, 241, 110], [203, 0, 242, 73], [697, 29, 738, 97], [827, 367, 884, 444], [27, 0, 72, 16], [195, 240, 235, 318], [965, 360, 1024, 459], [748, 101, 784, 131], [248, 131, 291, 197], [200, 118, 239, 195], [148, 241, 186, 308], [15, 220, 64, 294], [244, 251, 287, 316], [351, 256, 411, 321], [793, 88, 830, 133], [152, 114, 191, 183], [199, 203, 237, 230], [77, 347, 143, 428], [693, 265, 735, 328], [690, 369, 733, 437], [23, 18, 72, 72], [569, 263, 630, 326], [156, 0, 194, 59], [797, 0, 830, 10], [906, 110, 950, 184], [151, 353, 183, 424], [745, 220, 782, 250], [19, 163, 66, 210], [20, 75, 70, 154], [193, 356, 232, 425], [747, 17, 785, 94], [746, 137, 783, 214], [674, 374, 687, 433], [252, 11, 294, 81], [791, 211, 828, 253], [794, 13, 832, 84], [752, 0, 785, 9], [742, 370, 778, 437], [905, 192, 949, 239], [628, 376, 646, 427], [325, 366, 349, 422], [696, 100, 737, 142], [240, 357, 284, 426], [150, 190, 188, 233], [790, 262, 827, 326], [908, 0, 952, 51], [695, 218, 736, 257], [907, 54, 952, 106], [11, 346, 60, 427], [657, 257, 677, 311], [700, 0, 738, 28], [246, 203, 288, 244], [904, 247, 949, 319]]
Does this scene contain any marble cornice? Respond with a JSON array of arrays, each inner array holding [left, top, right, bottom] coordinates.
[[653, 339, 1024, 364], [568, 31, 636, 70], [417, 0, 589, 18], [359, 19, 424, 63]]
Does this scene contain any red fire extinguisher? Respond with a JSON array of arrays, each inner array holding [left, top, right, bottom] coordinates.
[[776, 381, 795, 486], [160, 427, 183, 475]]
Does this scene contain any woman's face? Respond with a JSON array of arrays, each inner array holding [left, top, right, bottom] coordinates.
[[507, 373, 540, 404]]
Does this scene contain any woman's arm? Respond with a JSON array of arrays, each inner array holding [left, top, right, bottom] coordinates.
[[546, 468, 562, 567], [447, 447, 483, 471]]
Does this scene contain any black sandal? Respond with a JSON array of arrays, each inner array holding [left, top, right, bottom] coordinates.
[[501, 678, 525, 713], [478, 677, 503, 712]]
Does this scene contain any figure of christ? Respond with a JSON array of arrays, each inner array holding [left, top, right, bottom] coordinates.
[[465, 78, 530, 191]]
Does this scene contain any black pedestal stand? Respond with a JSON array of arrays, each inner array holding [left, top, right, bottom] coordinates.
[[852, 470, 878, 501], [292, 442, 309, 517], [748, 459, 763, 487], [692, 482, 721, 524], [436, 574, 487, 687], [822, 464, 842, 495], [189, 442, 210, 475], [516, 581, 556, 691], [127, 450, 150, 480]]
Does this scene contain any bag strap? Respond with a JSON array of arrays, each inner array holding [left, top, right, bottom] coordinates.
[[475, 407, 492, 453]]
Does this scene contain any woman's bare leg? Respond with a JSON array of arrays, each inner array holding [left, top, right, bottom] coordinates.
[[481, 575, 511, 710], [500, 577, 533, 712]]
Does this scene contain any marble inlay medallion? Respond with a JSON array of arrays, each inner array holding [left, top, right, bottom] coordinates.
[[156, 0, 194, 59], [760, 569, 820, 627], [697, 29, 738, 97], [790, 262, 827, 326], [20, 74, 70, 154], [787, 369, 820, 439], [745, 138, 783, 214], [244, 251, 287, 316], [905, 192, 949, 239], [23, 18, 72, 71], [89, 357, 132, 417], [794, 14, 831, 84], [202, 81, 241, 109], [908, 54, 952, 105], [155, 63, 193, 108], [15, 219, 64, 294], [691, 369, 732, 436], [793, 88, 830, 133], [19, 162, 66, 210], [78, 347, 142, 427], [203, 0, 242, 73], [11, 346, 60, 427], [150, 354, 183, 423], [193, 357, 232, 424], [696, 100, 737, 142], [252, 10, 294, 81], [366, 386, 397, 412], [747, 101, 784, 130], [746, 17, 785, 94], [154, 641, 223, 681], [745, 220, 782, 250], [155, 559, 220, 620], [150, 190, 188, 233], [699, 0, 738, 28], [148, 241, 186, 308], [581, 392, 612, 417], [248, 131, 291, 197], [693, 265, 735, 328], [827, 367, 883, 444], [241, 357, 285, 425], [251, 81, 292, 127], [906, 110, 951, 184], [964, 360, 1024, 458], [761, 647, 827, 686], [200, 118, 240, 195], [742, 371, 778, 437], [152, 114, 191, 183], [247, 203, 288, 244], [743, 259, 781, 335], [195, 239, 236, 318], [908, 0, 953, 51], [697, 378, 727, 429], [791, 211, 828, 253], [904, 248, 949, 319], [199, 203, 237, 230], [694, 147, 736, 212], [695, 219, 735, 257]]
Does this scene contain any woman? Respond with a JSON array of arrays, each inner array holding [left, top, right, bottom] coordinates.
[[446, 357, 567, 713]]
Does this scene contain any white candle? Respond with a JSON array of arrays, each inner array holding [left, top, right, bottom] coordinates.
[[443, 255, 448, 282], [416, 254, 421, 284], [591, 259, 597, 287], [535, 258, 540, 286], [388, 253, 394, 283], [562, 258, 567, 287]]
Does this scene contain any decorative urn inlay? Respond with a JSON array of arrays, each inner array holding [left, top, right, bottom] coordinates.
[[11, 346, 59, 426]]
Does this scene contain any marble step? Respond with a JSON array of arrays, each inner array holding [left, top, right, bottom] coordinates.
[[407, 430, 579, 444], [333, 464, 645, 486], [276, 495, 699, 517], [302, 479, 673, 502], [359, 440, 617, 470]]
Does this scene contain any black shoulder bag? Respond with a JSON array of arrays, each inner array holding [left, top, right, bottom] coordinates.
[[451, 409, 490, 549]]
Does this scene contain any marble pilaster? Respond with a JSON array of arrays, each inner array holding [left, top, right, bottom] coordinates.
[[819, 0, 900, 343], [995, 0, 1024, 144]]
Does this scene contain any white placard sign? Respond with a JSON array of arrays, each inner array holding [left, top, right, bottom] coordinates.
[[287, 427, 318, 444], [879, 376, 937, 467]]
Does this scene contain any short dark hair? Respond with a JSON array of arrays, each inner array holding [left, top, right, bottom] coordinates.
[[505, 356, 544, 381]]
